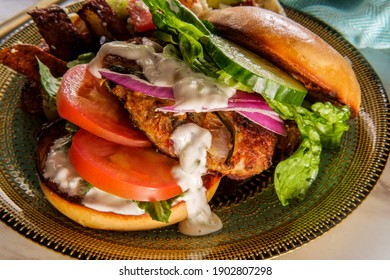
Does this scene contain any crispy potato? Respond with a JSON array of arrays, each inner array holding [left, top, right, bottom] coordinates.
[[0, 44, 68, 82], [29, 5, 95, 61], [0, 44, 68, 116], [77, 0, 133, 41]]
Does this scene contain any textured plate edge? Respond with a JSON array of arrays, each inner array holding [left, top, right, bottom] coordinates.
[[0, 4, 389, 260]]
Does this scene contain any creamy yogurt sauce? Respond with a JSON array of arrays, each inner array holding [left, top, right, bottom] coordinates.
[[44, 135, 86, 197], [171, 123, 222, 236], [88, 41, 235, 112], [43, 136, 146, 215], [82, 187, 145, 215]]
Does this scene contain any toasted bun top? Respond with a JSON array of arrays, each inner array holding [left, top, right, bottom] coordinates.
[[207, 6, 361, 116]]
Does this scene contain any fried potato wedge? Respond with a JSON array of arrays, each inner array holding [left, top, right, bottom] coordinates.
[[29, 5, 95, 61], [0, 44, 68, 82], [77, 0, 133, 41], [0, 44, 68, 116]]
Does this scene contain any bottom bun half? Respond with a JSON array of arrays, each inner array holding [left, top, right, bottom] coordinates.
[[36, 120, 221, 231], [38, 175, 221, 231]]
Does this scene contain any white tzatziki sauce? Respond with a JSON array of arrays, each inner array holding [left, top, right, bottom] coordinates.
[[43, 136, 145, 215], [171, 123, 223, 236], [88, 41, 235, 112], [82, 187, 145, 215], [44, 135, 86, 197]]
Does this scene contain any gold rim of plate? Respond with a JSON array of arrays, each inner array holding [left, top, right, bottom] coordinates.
[[0, 3, 389, 260]]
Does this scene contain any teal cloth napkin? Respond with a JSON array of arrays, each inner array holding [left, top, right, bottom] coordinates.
[[281, 0, 390, 49]]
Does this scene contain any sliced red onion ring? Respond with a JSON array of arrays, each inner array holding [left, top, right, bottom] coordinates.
[[237, 111, 286, 135], [158, 102, 278, 116], [99, 69, 174, 99], [230, 90, 266, 103], [158, 104, 285, 135], [99, 69, 286, 135]]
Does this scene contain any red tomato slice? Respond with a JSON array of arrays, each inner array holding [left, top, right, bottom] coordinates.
[[57, 64, 151, 148], [128, 0, 155, 33], [69, 129, 182, 202]]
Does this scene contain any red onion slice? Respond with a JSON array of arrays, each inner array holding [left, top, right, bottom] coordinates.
[[99, 69, 174, 99], [230, 90, 266, 103], [99, 69, 286, 135], [158, 104, 285, 135], [237, 111, 286, 135]]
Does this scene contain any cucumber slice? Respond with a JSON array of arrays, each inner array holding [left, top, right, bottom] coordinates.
[[207, 0, 244, 9], [203, 35, 307, 105], [106, 0, 128, 20]]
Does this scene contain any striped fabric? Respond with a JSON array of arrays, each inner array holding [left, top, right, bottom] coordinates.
[[281, 0, 390, 49]]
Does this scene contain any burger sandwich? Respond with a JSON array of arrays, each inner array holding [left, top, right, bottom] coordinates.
[[3, 0, 361, 235]]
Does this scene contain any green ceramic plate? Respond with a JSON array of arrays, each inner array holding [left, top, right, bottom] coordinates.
[[0, 3, 389, 259]]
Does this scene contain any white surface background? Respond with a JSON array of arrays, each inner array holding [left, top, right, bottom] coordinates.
[[0, 0, 389, 260]]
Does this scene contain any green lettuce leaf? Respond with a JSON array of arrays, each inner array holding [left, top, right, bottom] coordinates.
[[67, 52, 95, 68], [143, 0, 211, 35], [143, 0, 210, 65], [37, 58, 62, 111], [266, 98, 350, 205], [137, 197, 178, 223], [274, 127, 321, 206], [311, 102, 351, 148]]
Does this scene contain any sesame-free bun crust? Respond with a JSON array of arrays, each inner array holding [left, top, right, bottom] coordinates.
[[207, 6, 361, 116], [36, 120, 221, 231]]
